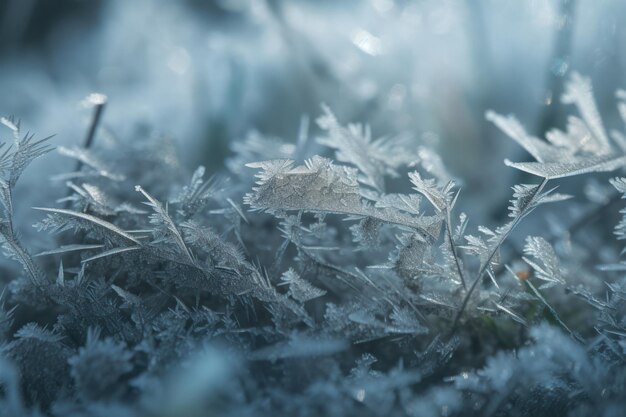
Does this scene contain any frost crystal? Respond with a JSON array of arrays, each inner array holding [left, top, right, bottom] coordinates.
[[1, 62, 625, 417], [490, 73, 626, 179], [280, 268, 327, 302], [523, 236, 564, 289]]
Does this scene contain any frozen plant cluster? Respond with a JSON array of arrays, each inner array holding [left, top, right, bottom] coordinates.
[[0, 73, 625, 417]]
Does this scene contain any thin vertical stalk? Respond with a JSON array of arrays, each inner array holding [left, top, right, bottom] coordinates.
[[76, 94, 107, 172], [526, 280, 583, 343], [445, 207, 467, 290], [448, 178, 549, 336], [65, 94, 107, 211]]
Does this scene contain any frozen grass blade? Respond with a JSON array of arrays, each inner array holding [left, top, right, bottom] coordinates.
[[33, 207, 141, 245]]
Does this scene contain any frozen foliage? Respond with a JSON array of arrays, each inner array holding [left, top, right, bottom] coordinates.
[[317, 105, 415, 192], [490, 73, 626, 179], [451, 324, 625, 416], [245, 156, 442, 240], [522, 236, 564, 289], [280, 268, 327, 303], [0, 73, 625, 417], [68, 328, 133, 401]]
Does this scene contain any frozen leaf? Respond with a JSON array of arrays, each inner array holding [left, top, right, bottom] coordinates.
[[408, 171, 454, 212], [523, 236, 564, 288], [546, 116, 596, 155], [245, 156, 442, 239], [416, 145, 456, 184], [494, 302, 528, 326], [454, 212, 468, 240], [15, 322, 63, 343], [492, 73, 626, 181], [173, 165, 224, 217], [504, 154, 626, 179], [280, 268, 327, 302], [33, 207, 141, 245], [508, 184, 539, 218], [508, 184, 571, 217], [486, 111, 563, 162], [388, 306, 428, 334], [245, 156, 361, 213], [374, 193, 422, 216], [63, 182, 136, 216], [34, 243, 104, 257], [317, 105, 412, 191], [463, 226, 503, 272], [562, 72, 612, 155], [349, 216, 382, 249], [0, 116, 19, 133], [81, 246, 142, 264], [136, 185, 195, 264], [1, 128, 54, 187], [610, 177, 626, 194]]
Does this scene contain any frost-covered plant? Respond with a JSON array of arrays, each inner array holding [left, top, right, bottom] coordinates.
[[0, 73, 624, 417], [68, 327, 133, 401]]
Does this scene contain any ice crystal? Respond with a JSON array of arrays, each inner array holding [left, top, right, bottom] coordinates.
[[0, 70, 625, 417]]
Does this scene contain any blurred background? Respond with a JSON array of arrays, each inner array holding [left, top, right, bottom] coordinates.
[[0, 0, 625, 232]]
